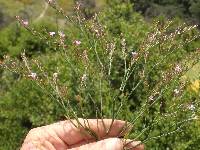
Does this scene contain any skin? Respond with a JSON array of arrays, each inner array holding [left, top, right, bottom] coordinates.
[[20, 119, 144, 150]]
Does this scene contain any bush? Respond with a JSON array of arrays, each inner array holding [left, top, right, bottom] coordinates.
[[131, 0, 200, 24], [0, 57, 66, 149], [0, 21, 56, 58]]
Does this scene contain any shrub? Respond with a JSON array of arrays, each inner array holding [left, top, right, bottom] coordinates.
[[0, 21, 56, 58]]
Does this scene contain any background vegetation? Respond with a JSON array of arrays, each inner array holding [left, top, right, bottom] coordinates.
[[0, 0, 200, 149]]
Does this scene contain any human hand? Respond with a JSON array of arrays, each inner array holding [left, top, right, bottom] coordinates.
[[21, 119, 144, 150]]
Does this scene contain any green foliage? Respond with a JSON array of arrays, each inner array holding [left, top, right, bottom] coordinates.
[[0, 21, 57, 58], [190, 0, 200, 21], [0, 61, 65, 149]]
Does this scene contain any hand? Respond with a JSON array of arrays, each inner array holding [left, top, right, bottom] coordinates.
[[21, 119, 144, 150]]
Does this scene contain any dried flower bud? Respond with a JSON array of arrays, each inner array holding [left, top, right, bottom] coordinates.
[[75, 2, 81, 10], [94, 29, 99, 33], [15, 16, 20, 19], [192, 114, 198, 120], [122, 38, 126, 43], [149, 95, 154, 101], [80, 74, 87, 87], [53, 72, 58, 79]]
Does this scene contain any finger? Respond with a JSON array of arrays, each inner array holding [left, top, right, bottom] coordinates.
[[123, 139, 144, 150], [69, 138, 144, 150], [21, 119, 132, 149], [20, 142, 36, 150], [68, 138, 123, 150], [68, 138, 144, 150], [54, 118, 131, 145], [22, 126, 68, 150], [21, 141, 50, 150]]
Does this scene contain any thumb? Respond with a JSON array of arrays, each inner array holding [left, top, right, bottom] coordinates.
[[69, 138, 123, 150], [69, 138, 144, 150]]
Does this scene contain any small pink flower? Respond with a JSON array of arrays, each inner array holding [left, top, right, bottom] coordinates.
[[47, 0, 53, 4], [28, 72, 37, 80], [174, 89, 179, 95], [188, 104, 195, 111], [74, 40, 81, 46], [149, 95, 154, 101], [58, 31, 65, 38], [81, 74, 87, 82], [49, 32, 56, 36], [131, 52, 138, 59], [22, 20, 29, 26], [174, 64, 182, 73]]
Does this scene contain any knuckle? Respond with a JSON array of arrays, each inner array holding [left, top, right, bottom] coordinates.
[[27, 128, 40, 136], [28, 128, 36, 135], [109, 138, 122, 145]]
